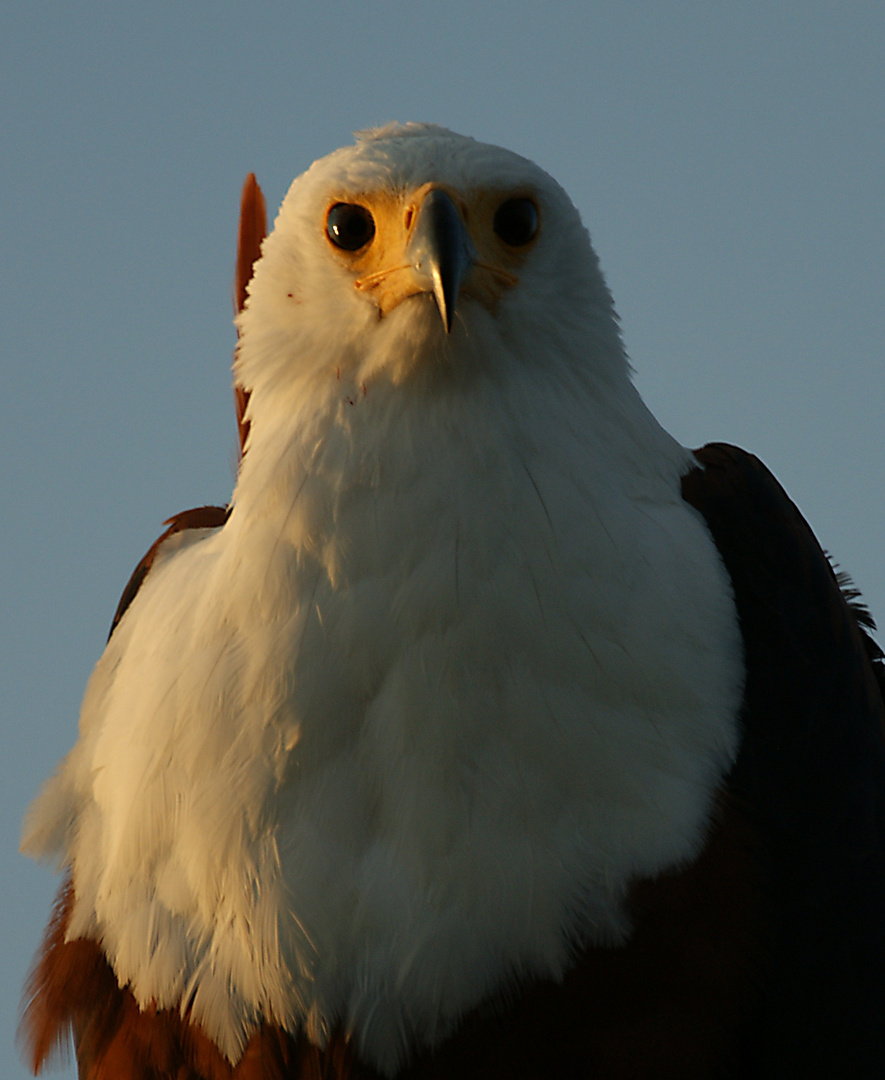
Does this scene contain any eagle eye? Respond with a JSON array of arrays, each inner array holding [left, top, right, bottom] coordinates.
[[326, 203, 376, 251], [493, 197, 539, 247]]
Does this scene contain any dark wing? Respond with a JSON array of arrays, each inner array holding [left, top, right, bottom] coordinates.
[[233, 173, 267, 461], [682, 442, 885, 1076], [107, 504, 230, 640]]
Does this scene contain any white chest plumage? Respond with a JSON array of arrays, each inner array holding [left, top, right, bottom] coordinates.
[[25, 364, 743, 1072]]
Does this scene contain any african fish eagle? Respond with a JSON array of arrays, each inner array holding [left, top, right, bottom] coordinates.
[[20, 124, 885, 1079]]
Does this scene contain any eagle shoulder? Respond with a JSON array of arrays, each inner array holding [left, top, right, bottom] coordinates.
[[107, 505, 230, 639]]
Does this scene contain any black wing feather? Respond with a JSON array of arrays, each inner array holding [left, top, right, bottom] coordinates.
[[683, 442, 885, 1076]]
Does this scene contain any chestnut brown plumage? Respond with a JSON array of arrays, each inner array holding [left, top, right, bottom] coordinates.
[[233, 173, 266, 460]]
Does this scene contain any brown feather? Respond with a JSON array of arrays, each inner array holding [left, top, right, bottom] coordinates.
[[20, 877, 309, 1079], [108, 505, 230, 640], [233, 173, 267, 460]]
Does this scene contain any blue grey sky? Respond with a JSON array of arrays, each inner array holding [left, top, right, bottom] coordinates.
[[2, 5, 882, 1076]]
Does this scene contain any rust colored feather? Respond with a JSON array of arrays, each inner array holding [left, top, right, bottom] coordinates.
[[19, 878, 331, 1079], [233, 173, 267, 460]]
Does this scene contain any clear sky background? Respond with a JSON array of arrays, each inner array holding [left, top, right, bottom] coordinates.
[[2, 4, 883, 1076]]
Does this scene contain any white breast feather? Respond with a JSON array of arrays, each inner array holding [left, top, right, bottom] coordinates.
[[23, 125, 744, 1076]]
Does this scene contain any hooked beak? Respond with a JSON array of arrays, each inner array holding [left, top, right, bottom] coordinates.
[[405, 189, 475, 333]]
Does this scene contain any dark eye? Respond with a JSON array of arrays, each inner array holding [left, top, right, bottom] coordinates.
[[326, 203, 376, 251], [493, 197, 539, 247]]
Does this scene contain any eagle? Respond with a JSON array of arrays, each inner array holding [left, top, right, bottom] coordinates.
[[20, 124, 885, 1079]]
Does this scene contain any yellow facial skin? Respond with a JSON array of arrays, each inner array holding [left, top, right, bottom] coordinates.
[[323, 184, 539, 322]]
